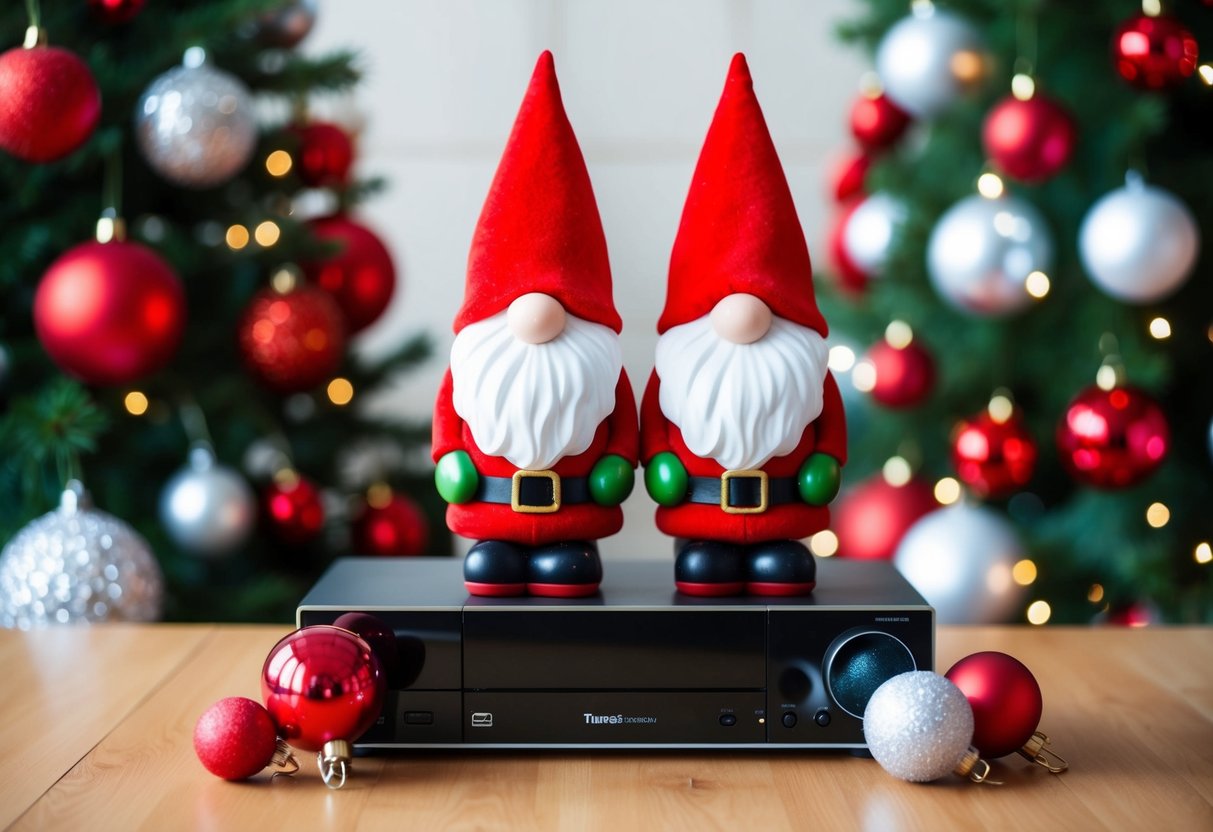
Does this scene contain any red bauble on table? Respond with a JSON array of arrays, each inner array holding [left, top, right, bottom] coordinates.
[[865, 338, 936, 408], [952, 409, 1038, 499], [351, 492, 429, 556], [238, 283, 346, 393], [849, 92, 911, 151], [0, 42, 100, 162], [1056, 385, 1169, 489], [832, 475, 938, 561], [982, 93, 1076, 183], [1112, 14, 1198, 89], [291, 122, 355, 187], [945, 652, 1043, 759], [831, 150, 871, 204], [34, 239, 185, 386], [263, 474, 325, 543], [304, 216, 397, 332], [88, 0, 146, 24], [193, 696, 281, 780]]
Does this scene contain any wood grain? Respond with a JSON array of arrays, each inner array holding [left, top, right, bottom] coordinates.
[[1, 625, 1211, 831]]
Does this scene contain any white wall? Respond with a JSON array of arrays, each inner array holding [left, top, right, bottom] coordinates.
[[306, 0, 868, 558]]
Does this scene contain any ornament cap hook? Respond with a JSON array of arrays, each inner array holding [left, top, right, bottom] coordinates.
[[60, 480, 90, 515], [23, 26, 47, 48], [318, 739, 352, 789], [1020, 731, 1069, 773], [955, 746, 1002, 785], [269, 739, 300, 778]]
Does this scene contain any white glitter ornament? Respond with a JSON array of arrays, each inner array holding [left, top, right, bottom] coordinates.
[[160, 445, 256, 557], [135, 48, 257, 189], [875, 5, 989, 118], [0, 481, 163, 629], [863, 670, 992, 783]]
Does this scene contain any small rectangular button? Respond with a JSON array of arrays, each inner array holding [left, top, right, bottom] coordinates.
[[404, 711, 434, 725]]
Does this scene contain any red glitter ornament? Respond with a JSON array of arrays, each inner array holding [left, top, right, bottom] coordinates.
[[193, 696, 282, 781], [0, 42, 100, 162], [305, 216, 397, 332], [1056, 385, 1169, 489], [34, 239, 185, 386], [238, 284, 346, 393], [866, 338, 936, 409], [982, 92, 1076, 183], [951, 408, 1038, 499], [290, 121, 354, 187], [351, 492, 429, 557], [1112, 14, 1198, 90], [833, 475, 938, 561], [849, 92, 911, 150], [263, 474, 325, 543]]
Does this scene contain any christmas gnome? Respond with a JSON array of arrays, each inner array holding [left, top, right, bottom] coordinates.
[[640, 54, 846, 597], [432, 51, 638, 598]]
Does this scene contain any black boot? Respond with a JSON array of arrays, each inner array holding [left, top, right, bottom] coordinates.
[[746, 539, 816, 596], [528, 540, 602, 597], [464, 539, 528, 597], [674, 539, 745, 597]]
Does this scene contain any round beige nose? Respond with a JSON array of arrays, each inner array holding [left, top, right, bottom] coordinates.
[[507, 293, 567, 344], [710, 293, 772, 344]]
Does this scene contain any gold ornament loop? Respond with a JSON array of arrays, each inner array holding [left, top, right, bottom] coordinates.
[[318, 739, 352, 790], [270, 739, 299, 778], [1020, 731, 1069, 773]]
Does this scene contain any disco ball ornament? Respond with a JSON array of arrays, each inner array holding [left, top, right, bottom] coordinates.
[[1056, 384, 1169, 489], [255, 0, 318, 48], [863, 671, 979, 782], [894, 503, 1026, 624], [1112, 13, 1198, 90], [1078, 176, 1199, 304], [160, 445, 257, 557], [875, 6, 989, 118], [237, 282, 346, 393], [842, 192, 907, 279], [982, 92, 1076, 183], [927, 193, 1054, 317], [135, 50, 257, 188], [0, 481, 163, 628]]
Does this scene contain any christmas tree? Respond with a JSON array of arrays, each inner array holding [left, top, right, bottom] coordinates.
[[822, 0, 1211, 623], [0, 0, 449, 625]]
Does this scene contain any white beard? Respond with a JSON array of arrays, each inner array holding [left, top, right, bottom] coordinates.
[[655, 315, 829, 471], [451, 310, 623, 471]]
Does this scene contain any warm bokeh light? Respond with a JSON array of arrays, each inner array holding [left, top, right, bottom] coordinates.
[[882, 456, 912, 487], [885, 320, 914, 349], [327, 377, 354, 406], [123, 391, 149, 416], [1027, 600, 1052, 625], [1088, 584, 1105, 603], [265, 150, 293, 177], [1146, 502, 1170, 528], [1199, 64, 1213, 86], [828, 345, 856, 373], [1095, 364, 1119, 392], [254, 221, 281, 247], [270, 267, 298, 294], [852, 359, 877, 393], [1012, 559, 1038, 586], [1148, 317, 1171, 340], [367, 482, 392, 509], [977, 172, 1005, 199], [1196, 543, 1213, 565], [809, 530, 839, 558], [1011, 73, 1036, 101], [1025, 270, 1051, 299], [225, 224, 250, 250], [987, 394, 1014, 424], [1141, 0, 1162, 17], [934, 477, 961, 505]]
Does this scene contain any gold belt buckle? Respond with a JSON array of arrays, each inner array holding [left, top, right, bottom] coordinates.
[[511, 469, 561, 514], [720, 469, 769, 514]]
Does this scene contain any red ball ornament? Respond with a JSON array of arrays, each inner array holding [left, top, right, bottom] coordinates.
[[945, 652, 1043, 759], [827, 200, 869, 293], [193, 696, 280, 780], [351, 492, 429, 557], [0, 43, 101, 162], [333, 612, 404, 687], [305, 216, 397, 332], [833, 475, 938, 561], [849, 92, 911, 151], [951, 409, 1038, 499], [1112, 14, 1198, 90], [264, 474, 325, 543], [290, 122, 355, 187], [261, 625, 386, 754], [1056, 385, 1170, 489], [866, 338, 936, 409], [831, 150, 871, 204], [88, 0, 146, 24], [982, 93, 1076, 183], [238, 284, 346, 393], [34, 239, 185, 386]]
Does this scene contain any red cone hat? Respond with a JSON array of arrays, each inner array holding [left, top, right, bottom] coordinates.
[[658, 53, 826, 336], [455, 51, 621, 334]]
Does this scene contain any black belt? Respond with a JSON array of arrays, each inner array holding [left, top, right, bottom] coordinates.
[[686, 471, 798, 514], [474, 470, 589, 514]]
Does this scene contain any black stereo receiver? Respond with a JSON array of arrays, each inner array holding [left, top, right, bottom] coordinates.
[[297, 557, 933, 749]]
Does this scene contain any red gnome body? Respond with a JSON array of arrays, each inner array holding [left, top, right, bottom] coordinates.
[[433, 52, 638, 598], [640, 55, 846, 597]]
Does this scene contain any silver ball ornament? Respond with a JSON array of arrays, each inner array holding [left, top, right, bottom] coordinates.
[[0, 482, 163, 629], [160, 446, 256, 557], [894, 503, 1026, 624], [927, 193, 1054, 317], [1079, 174, 1199, 304], [842, 193, 907, 278], [875, 7, 989, 118], [863, 671, 975, 782], [255, 0, 318, 48], [135, 49, 257, 189]]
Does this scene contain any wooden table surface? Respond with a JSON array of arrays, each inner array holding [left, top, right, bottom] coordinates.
[[1, 625, 1210, 831]]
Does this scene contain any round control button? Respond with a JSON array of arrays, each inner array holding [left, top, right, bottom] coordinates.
[[719, 713, 737, 727], [814, 709, 831, 727], [781, 711, 798, 729]]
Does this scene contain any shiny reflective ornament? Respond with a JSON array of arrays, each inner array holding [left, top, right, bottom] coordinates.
[[982, 92, 1076, 183], [866, 338, 936, 409], [290, 121, 354, 187], [894, 503, 1026, 624], [1112, 13, 1198, 89], [1079, 176, 1199, 304], [255, 0, 318, 48], [0, 481, 163, 629], [927, 193, 1054, 317], [864, 670, 992, 783], [351, 493, 429, 557], [951, 409, 1037, 499], [875, 6, 988, 118], [832, 150, 871, 204], [834, 475, 939, 561], [849, 92, 911, 150], [238, 284, 346, 393], [263, 474, 325, 544], [842, 192, 907, 278], [135, 51, 257, 188], [160, 446, 257, 557], [1056, 385, 1169, 489], [261, 625, 386, 789], [304, 216, 397, 332]]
